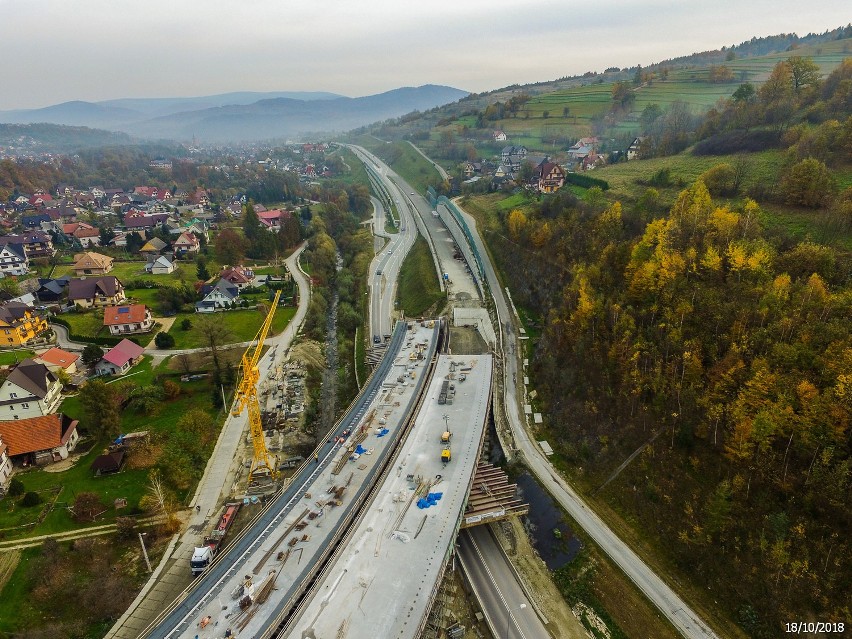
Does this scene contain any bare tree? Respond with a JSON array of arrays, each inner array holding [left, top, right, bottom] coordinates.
[[195, 314, 233, 374]]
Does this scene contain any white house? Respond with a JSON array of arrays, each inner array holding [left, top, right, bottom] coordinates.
[[95, 339, 145, 376], [196, 279, 240, 312], [0, 359, 63, 420], [146, 255, 176, 274], [0, 434, 12, 488], [0, 414, 79, 467], [0, 244, 29, 277]]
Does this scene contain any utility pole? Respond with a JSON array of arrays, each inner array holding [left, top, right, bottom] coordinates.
[[138, 532, 152, 573]]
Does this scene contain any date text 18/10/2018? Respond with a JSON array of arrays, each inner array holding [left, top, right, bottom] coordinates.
[[786, 622, 845, 634]]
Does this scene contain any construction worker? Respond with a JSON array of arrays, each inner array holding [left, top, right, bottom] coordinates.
[[314, 453, 319, 463]]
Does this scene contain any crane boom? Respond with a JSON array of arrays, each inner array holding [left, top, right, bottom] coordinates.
[[232, 289, 282, 485]]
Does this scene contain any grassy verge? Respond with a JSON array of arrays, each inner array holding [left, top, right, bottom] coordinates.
[[397, 235, 445, 317]]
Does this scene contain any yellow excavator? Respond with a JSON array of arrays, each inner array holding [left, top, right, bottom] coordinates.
[[232, 289, 282, 486]]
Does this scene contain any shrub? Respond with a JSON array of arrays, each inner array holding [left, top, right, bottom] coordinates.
[[7, 477, 25, 497], [693, 129, 782, 155], [780, 158, 838, 208], [564, 172, 609, 190], [20, 491, 42, 507], [700, 163, 738, 196], [155, 332, 175, 349], [180, 318, 192, 331]]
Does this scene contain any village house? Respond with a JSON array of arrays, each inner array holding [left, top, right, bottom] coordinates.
[[72, 251, 114, 276], [0, 414, 79, 467], [196, 279, 240, 312], [0, 433, 12, 488], [35, 347, 79, 375], [219, 265, 255, 289], [103, 304, 154, 335], [536, 161, 566, 193], [146, 254, 176, 274], [0, 359, 63, 420], [0, 232, 55, 259], [500, 145, 528, 172], [626, 137, 645, 161], [139, 237, 168, 259], [493, 130, 507, 142], [67, 276, 126, 308], [0, 302, 49, 347], [95, 339, 145, 376], [0, 244, 29, 277], [35, 277, 70, 304], [173, 231, 200, 255], [63, 222, 102, 248]]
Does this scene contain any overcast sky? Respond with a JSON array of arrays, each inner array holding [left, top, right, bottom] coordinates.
[[0, 0, 848, 110]]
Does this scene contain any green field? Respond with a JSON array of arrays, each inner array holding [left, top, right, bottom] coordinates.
[[0, 349, 36, 366], [165, 306, 296, 349], [52, 260, 203, 285]]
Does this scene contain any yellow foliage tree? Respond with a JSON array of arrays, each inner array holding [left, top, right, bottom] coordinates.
[[507, 209, 527, 241]]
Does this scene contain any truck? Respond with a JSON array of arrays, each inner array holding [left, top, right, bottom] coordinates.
[[190, 502, 241, 576]]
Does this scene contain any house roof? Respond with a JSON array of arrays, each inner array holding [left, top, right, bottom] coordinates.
[[149, 255, 173, 269], [0, 231, 51, 246], [67, 276, 123, 301], [202, 278, 239, 300], [103, 304, 149, 326], [102, 339, 144, 368], [3, 359, 57, 400], [73, 252, 112, 270], [0, 302, 34, 325], [0, 244, 26, 260], [0, 414, 78, 457], [36, 347, 79, 370], [90, 450, 125, 473], [125, 214, 169, 229], [220, 266, 253, 285], [74, 227, 101, 239], [174, 231, 199, 246], [140, 237, 168, 252]]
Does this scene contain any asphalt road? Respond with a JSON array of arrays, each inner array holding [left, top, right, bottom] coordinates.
[[458, 527, 550, 639], [456, 205, 720, 639]]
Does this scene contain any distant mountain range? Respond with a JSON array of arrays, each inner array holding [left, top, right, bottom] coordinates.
[[0, 86, 468, 143]]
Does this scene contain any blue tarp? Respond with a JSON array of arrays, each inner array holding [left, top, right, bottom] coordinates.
[[416, 492, 444, 509], [355, 445, 367, 455], [376, 428, 390, 438]]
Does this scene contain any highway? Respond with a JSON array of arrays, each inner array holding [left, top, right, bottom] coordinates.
[[459, 527, 550, 639], [366, 191, 417, 339], [139, 321, 439, 638]]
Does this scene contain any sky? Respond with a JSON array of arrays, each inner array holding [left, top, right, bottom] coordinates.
[[0, 0, 849, 110]]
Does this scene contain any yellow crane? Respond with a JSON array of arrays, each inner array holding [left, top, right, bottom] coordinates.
[[232, 289, 282, 486]]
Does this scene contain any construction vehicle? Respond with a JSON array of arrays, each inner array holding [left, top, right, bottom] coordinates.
[[441, 431, 452, 443], [441, 446, 451, 464], [232, 289, 282, 485], [191, 502, 241, 575]]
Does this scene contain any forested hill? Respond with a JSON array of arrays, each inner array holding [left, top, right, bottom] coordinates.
[[0, 123, 131, 153], [456, 58, 852, 639]]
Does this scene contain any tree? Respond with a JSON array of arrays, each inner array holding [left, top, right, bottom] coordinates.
[[128, 384, 166, 414], [780, 158, 838, 208], [125, 231, 144, 254], [214, 228, 247, 265], [71, 492, 106, 522], [195, 314, 233, 373], [7, 477, 24, 496], [81, 344, 104, 366], [611, 81, 635, 109], [139, 471, 179, 532], [99, 226, 114, 247], [180, 318, 192, 331], [154, 331, 175, 349], [78, 379, 121, 438], [732, 83, 756, 103], [640, 103, 663, 133], [542, 110, 549, 119], [195, 256, 210, 281], [787, 56, 821, 93]]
